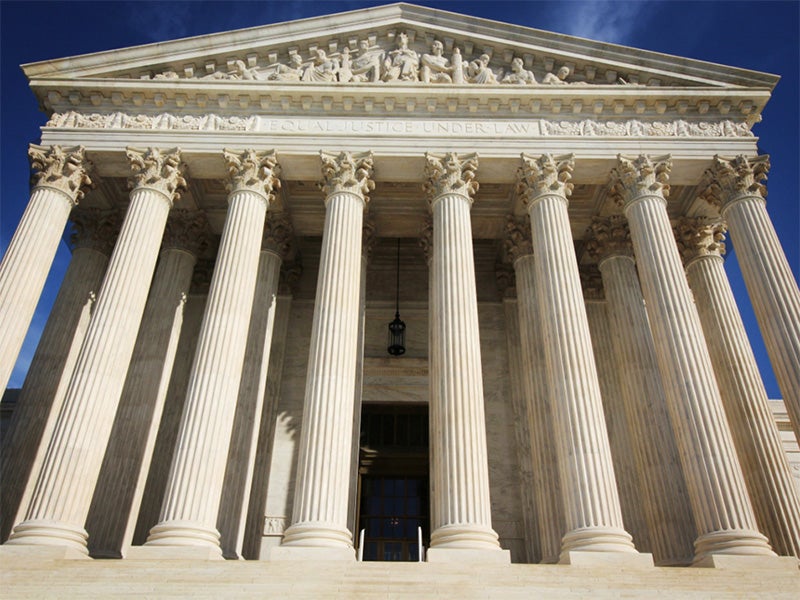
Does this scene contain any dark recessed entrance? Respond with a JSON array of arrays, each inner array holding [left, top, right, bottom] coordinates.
[[357, 403, 429, 562]]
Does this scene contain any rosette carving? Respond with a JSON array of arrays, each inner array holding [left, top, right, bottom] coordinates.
[[674, 217, 727, 263], [609, 154, 672, 208], [504, 215, 533, 263], [223, 148, 281, 202], [516, 153, 574, 208], [29, 144, 93, 205], [262, 212, 294, 259], [585, 215, 633, 261], [68, 208, 120, 255], [126, 147, 187, 203], [423, 152, 479, 202], [700, 154, 769, 209], [163, 209, 209, 256], [318, 150, 375, 201]]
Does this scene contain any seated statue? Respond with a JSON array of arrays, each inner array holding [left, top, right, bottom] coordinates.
[[268, 54, 305, 82], [301, 49, 339, 83], [382, 33, 419, 82], [420, 40, 452, 84], [542, 65, 570, 85], [350, 39, 384, 82], [468, 54, 498, 84], [501, 57, 537, 85]]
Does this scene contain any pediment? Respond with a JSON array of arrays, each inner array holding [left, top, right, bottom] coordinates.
[[22, 3, 777, 90]]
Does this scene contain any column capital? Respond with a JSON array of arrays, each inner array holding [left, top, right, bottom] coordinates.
[[609, 154, 672, 209], [319, 150, 374, 202], [68, 208, 121, 255], [585, 215, 634, 263], [163, 209, 209, 256], [674, 217, 727, 265], [262, 212, 294, 259], [419, 217, 433, 265], [579, 264, 605, 300], [223, 148, 281, 203], [126, 147, 187, 204], [503, 215, 533, 263], [423, 152, 479, 204], [495, 262, 516, 298], [516, 153, 574, 209], [700, 154, 769, 212], [29, 144, 93, 205]]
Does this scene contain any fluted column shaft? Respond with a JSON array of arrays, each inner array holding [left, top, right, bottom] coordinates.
[[7, 150, 182, 552], [614, 155, 773, 561], [87, 234, 199, 557], [148, 167, 275, 551], [1, 233, 110, 542], [681, 231, 800, 557], [519, 153, 635, 558], [512, 254, 565, 562], [218, 246, 283, 559], [0, 145, 91, 391], [723, 198, 800, 439], [281, 192, 364, 550], [596, 253, 696, 565]]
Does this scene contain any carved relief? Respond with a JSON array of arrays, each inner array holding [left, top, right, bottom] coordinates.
[[609, 154, 672, 208], [504, 216, 533, 263], [262, 212, 294, 259], [263, 516, 287, 536], [423, 152, 479, 201], [382, 32, 419, 82], [585, 215, 633, 261], [223, 148, 281, 201], [674, 217, 727, 263], [126, 147, 187, 202], [29, 144, 93, 204], [501, 57, 537, 85], [319, 150, 375, 201], [700, 154, 770, 209], [163, 209, 209, 256], [69, 208, 121, 255], [516, 153, 575, 208]]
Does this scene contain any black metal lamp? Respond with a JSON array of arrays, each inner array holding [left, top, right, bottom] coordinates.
[[387, 238, 406, 356]]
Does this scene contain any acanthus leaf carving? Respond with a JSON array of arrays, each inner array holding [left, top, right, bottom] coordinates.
[[223, 148, 281, 202], [68, 208, 121, 255], [262, 212, 294, 259], [516, 153, 575, 208], [579, 264, 605, 300], [504, 215, 533, 263], [163, 209, 210, 256], [585, 215, 633, 261], [318, 150, 375, 201], [674, 216, 727, 263], [700, 154, 769, 210], [126, 146, 187, 203], [609, 154, 672, 208], [423, 152, 479, 202], [28, 144, 94, 205]]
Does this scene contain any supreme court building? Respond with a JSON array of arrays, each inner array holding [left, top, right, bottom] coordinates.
[[1, 3, 800, 596]]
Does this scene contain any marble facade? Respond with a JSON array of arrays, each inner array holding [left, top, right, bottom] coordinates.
[[1, 3, 799, 595]]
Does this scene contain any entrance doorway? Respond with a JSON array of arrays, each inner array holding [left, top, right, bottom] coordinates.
[[357, 404, 429, 561]]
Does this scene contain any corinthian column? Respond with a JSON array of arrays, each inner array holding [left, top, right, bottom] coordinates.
[[518, 154, 638, 563], [0, 145, 92, 391], [586, 216, 695, 565], [676, 217, 800, 558], [1, 209, 117, 543], [6, 148, 186, 554], [504, 218, 564, 563], [610, 154, 774, 563], [218, 213, 293, 559], [146, 150, 280, 555], [274, 151, 373, 561], [86, 210, 208, 558], [423, 152, 506, 562], [702, 155, 800, 440]]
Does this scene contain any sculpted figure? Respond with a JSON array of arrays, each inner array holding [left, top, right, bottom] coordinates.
[[450, 48, 466, 84], [382, 33, 419, 81], [420, 40, 452, 83], [351, 39, 384, 82], [229, 59, 264, 80], [501, 57, 537, 85], [468, 54, 498, 84], [542, 65, 571, 85], [302, 49, 339, 83], [338, 47, 354, 82], [154, 69, 180, 80], [268, 54, 305, 81]]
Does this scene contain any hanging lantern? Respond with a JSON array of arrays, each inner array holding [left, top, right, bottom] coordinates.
[[387, 238, 406, 356]]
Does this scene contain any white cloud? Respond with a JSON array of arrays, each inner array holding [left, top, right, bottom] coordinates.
[[546, 0, 658, 45]]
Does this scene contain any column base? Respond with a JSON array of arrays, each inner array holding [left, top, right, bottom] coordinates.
[[560, 526, 637, 555], [144, 519, 222, 557], [429, 523, 501, 550], [693, 554, 798, 570], [5, 519, 89, 555], [269, 545, 356, 561], [693, 529, 775, 562], [280, 521, 353, 548], [125, 545, 224, 560], [559, 550, 654, 569], [426, 548, 511, 564]]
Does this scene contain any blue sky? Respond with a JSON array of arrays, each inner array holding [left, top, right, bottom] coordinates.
[[1, 1, 798, 396]]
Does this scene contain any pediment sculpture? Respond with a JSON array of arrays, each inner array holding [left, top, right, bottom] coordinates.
[[149, 32, 643, 87]]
